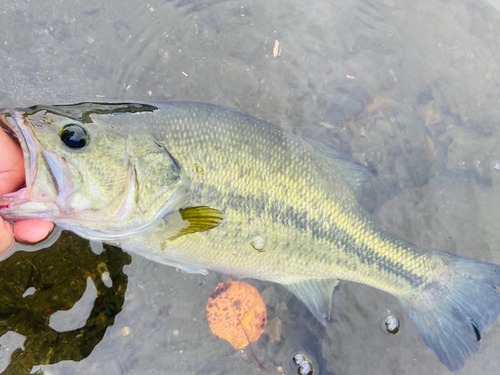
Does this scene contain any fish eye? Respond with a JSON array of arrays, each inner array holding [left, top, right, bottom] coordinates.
[[59, 124, 89, 149]]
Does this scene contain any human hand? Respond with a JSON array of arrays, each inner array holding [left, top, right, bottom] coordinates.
[[0, 127, 54, 254]]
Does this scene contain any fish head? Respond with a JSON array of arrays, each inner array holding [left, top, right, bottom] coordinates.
[[0, 102, 185, 240]]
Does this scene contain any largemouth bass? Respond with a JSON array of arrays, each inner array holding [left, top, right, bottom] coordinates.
[[1, 102, 499, 371]]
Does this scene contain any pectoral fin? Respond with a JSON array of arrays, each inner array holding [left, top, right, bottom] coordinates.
[[285, 279, 340, 325], [166, 206, 224, 240]]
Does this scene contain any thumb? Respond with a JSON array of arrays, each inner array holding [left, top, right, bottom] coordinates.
[[0, 126, 25, 195], [0, 218, 14, 254]]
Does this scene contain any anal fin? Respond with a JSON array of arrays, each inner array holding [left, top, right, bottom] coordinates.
[[141, 252, 209, 275], [285, 279, 339, 325]]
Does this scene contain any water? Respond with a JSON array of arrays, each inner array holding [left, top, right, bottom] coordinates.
[[1, 0, 500, 373]]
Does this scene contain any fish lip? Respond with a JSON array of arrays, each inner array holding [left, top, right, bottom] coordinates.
[[0, 111, 20, 144]]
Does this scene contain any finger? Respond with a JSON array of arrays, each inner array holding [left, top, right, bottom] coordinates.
[[0, 218, 14, 254], [13, 220, 54, 243], [0, 127, 25, 194]]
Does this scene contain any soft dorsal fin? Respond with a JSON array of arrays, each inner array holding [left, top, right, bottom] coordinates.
[[304, 137, 375, 197], [284, 279, 340, 325], [167, 206, 224, 240]]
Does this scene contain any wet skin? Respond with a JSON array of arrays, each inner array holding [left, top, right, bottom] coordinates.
[[0, 128, 54, 253]]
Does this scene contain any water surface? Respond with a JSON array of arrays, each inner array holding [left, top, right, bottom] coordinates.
[[1, 0, 500, 374]]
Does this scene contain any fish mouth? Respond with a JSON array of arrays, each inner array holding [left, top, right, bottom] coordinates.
[[0, 110, 59, 220], [0, 110, 29, 201]]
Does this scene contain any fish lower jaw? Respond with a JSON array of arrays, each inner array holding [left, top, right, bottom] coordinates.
[[0, 187, 27, 203], [0, 189, 62, 220]]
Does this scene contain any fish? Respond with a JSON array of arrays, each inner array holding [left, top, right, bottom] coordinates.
[[0, 101, 499, 371]]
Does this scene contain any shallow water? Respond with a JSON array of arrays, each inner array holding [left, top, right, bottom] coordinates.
[[1, 0, 500, 374]]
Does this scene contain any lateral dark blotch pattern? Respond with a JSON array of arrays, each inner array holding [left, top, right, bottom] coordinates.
[[212, 186, 426, 288]]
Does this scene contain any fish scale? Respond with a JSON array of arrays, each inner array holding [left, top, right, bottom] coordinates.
[[152, 103, 435, 292], [1, 101, 500, 371]]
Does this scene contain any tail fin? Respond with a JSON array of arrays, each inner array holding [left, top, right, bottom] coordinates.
[[398, 253, 500, 371]]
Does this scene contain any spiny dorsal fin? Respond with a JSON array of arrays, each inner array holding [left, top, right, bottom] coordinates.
[[304, 137, 375, 197], [25, 102, 158, 123], [168, 206, 224, 240], [285, 278, 340, 325]]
